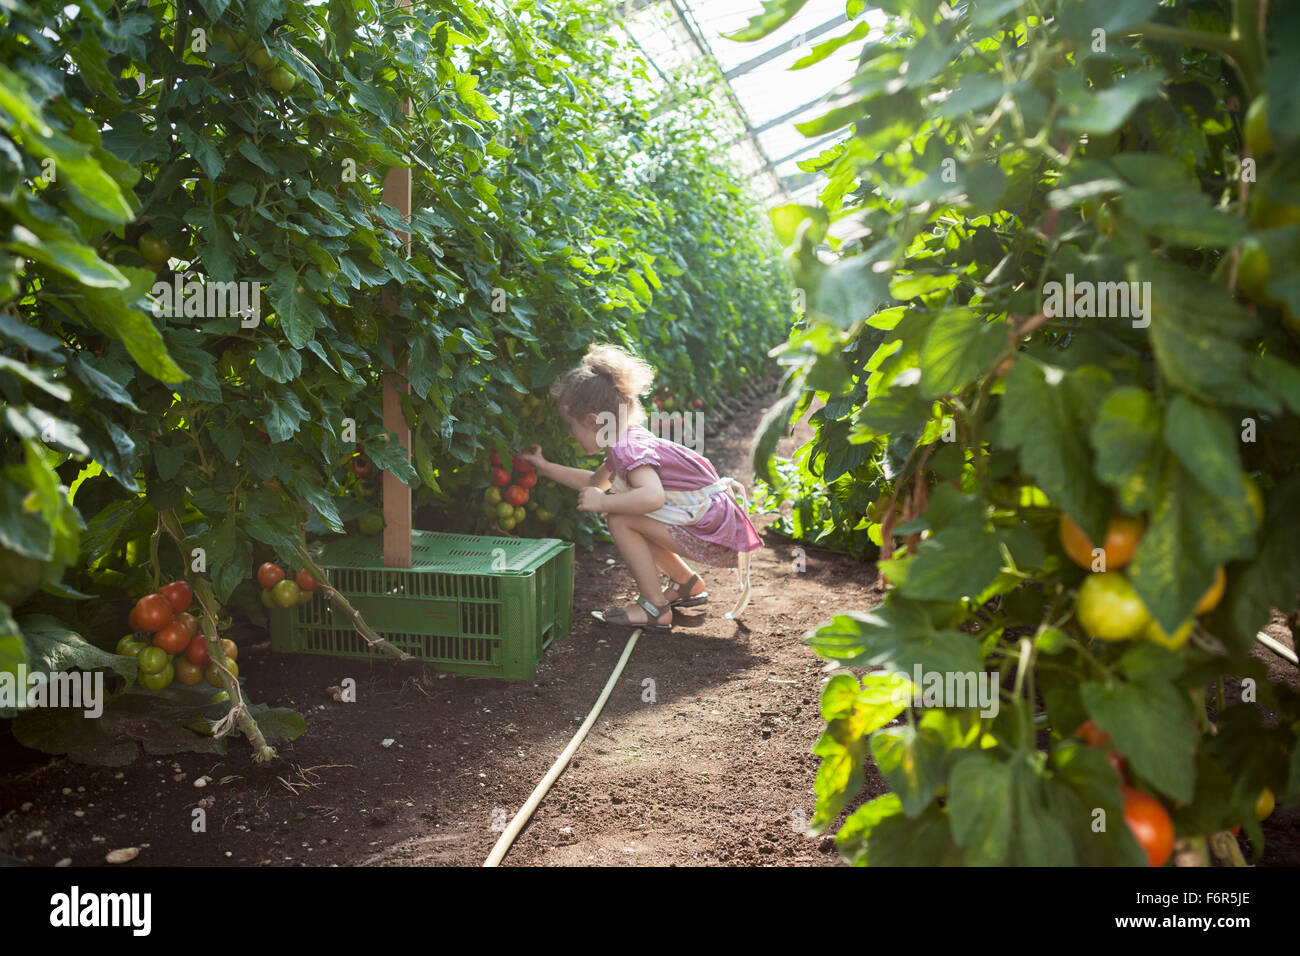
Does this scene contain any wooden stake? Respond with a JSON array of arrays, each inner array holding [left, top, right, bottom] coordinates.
[[380, 5, 413, 569]]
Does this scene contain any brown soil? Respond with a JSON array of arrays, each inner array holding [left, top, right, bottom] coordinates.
[[0, 389, 1295, 867]]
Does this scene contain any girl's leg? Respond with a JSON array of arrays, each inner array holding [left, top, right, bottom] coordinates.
[[649, 542, 707, 602], [606, 514, 698, 625]]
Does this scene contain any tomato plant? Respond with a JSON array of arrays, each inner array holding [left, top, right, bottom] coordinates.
[[0, 0, 790, 765], [747, 0, 1300, 865]]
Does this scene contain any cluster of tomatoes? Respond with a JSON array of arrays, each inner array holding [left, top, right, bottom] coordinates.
[[116, 580, 238, 693], [1074, 721, 1274, 866], [257, 562, 320, 609], [210, 23, 297, 93], [650, 387, 705, 413], [1063, 474, 1264, 649], [485, 452, 550, 531]]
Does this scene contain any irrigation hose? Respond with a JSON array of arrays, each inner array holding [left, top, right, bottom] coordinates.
[[1256, 630, 1298, 666], [483, 627, 643, 867]]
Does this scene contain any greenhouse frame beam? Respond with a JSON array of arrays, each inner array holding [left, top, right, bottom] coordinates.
[[753, 95, 827, 135], [664, 0, 785, 201], [770, 132, 845, 168], [722, 13, 851, 80]]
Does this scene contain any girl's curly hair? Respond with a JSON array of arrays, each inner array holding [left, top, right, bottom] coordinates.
[[550, 343, 655, 426]]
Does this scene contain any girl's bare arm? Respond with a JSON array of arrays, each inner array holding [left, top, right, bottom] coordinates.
[[593, 465, 664, 515], [541, 459, 611, 491]]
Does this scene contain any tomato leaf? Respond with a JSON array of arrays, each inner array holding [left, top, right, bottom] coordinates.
[[1081, 678, 1196, 803]]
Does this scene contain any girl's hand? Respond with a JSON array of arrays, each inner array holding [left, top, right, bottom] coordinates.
[[577, 486, 605, 513], [516, 444, 548, 472]]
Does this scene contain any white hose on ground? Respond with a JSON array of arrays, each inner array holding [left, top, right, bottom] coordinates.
[[1256, 629, 1298, 666], [483, 627, 643, 867]]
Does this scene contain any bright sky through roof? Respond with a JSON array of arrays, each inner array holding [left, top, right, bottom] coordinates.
[[621, 0, 880, 205]]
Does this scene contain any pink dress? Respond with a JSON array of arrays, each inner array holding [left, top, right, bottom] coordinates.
[[604, 425, 763, 567]]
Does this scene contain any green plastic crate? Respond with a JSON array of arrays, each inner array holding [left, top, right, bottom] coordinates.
[[269, 531, 574, 680]]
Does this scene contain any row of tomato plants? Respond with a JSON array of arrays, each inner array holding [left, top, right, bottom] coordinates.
[[0, 0, 794, 761], [745, 0, 1300, 864]]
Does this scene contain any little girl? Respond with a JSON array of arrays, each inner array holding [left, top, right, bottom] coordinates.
[[516, 344, 763, 631]]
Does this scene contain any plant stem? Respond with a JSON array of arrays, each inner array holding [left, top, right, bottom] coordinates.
[[295, 546, 412, 662], [161, 510, 277, 762]]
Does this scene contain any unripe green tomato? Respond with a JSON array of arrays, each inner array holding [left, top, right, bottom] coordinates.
[[271, 579, 300, 608], [260, 587, 276, 608], [138, 231, 170, 266], [248, 45, 275, 71], [267, 67, 296, 93], [139, 662, 174, 690], [138, 646, 168, 675], [513, 506, 526, 523], [1245, 95, 1273, 156], [116, 636, 144, 657], [1237, 241, 1275, 305], [484, 486, 502, 505]]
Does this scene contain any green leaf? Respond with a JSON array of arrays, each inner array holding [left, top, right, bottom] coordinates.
[[1090, 386, 1161, 512], [813, 253, 892, 329], [899, 487, 1004, 600], [996, 360, 1109, 541], [1128, 455, 1255, 632], [1162, 395, 1247, 501], [1060, 71, 1164, 135], [176, 123, 224, 180], [805, 597, 983, 675], [918, 308, 1007, 399], [833, 792, 902, 862], [6, 225, 128, 289], [267, 267, 326, 348], [18, 614, 137, 685], [68, 355, 142, 412], [946, 751, 1013, 865], [1081, 679, 1197, 803], [724, 0, 809, 41], [870, 723, 946, 816], [862, 803, 963, 865]]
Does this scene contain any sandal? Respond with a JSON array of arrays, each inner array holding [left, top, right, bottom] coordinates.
[[664, 573, 708, 608], [591, 595, 673, 632]]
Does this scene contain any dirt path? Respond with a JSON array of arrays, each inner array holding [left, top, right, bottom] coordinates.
[[0, 385, 882, 868], [2, 389, 1295, 867]]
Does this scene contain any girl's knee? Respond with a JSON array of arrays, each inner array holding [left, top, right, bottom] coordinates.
[[607, 512, 629, 533]]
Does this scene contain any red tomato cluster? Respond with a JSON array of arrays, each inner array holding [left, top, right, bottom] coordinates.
[[256, 563, 321, 611], [489, 450, 534, 506], [120, 579, 240, 691]]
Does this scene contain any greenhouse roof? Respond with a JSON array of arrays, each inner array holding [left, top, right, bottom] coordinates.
[[616, 0, 884, 207]]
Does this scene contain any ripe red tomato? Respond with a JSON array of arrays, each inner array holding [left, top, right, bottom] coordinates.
[[128, 603, 145, 634], [352, 454, 375, 479], [159, 579, 192, 614], [1122, 787, 1174, 867], [186, 635, 211, 667], [504, 485, 529, 507], [515, 470, 538, 489], [512, 454, 534, 473], [257, 562, 285, 589], [174, 611, 199, 639], [152, 622, 189, 654], [132, 593, 173, 634], [491, 466, 511, 487], [489, 450, 502, 467], [1075, 720, 1110, 748], [296, 568, 320, 591]]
